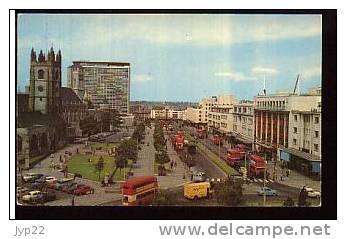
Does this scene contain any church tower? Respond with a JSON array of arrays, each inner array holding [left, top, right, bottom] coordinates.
[[28, 47, 62, 114]]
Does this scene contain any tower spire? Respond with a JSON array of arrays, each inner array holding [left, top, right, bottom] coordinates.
[[30, 48, 36, 62]]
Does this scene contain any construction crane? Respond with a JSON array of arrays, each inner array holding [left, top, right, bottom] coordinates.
[[293, 74, 300, 95]]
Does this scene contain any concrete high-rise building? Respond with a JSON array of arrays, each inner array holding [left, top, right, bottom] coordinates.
[[67, 61, 130, 113]]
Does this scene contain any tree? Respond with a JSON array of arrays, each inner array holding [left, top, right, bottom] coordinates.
[[214, 176, 244, 206], [117, 139, 138, 162], [155, 151, 170, 176], [283, 197, 295, 207], [115, 157, 128, 173], [132, 122, 145, 142], [110, 110, 122, 131], [79, 116, 97, 136], [152, 189, 178, 206], [187, 143, 197, 155], [94, 156, 105, 181]]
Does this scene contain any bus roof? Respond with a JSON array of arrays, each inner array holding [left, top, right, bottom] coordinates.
[[122, 176, 157, 188], [250, 155, 264, 161]]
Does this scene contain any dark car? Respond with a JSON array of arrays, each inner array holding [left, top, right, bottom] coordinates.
[[34, 176, 47, 184], [37, 192, 56, 203], [30, 181, 47, 190]]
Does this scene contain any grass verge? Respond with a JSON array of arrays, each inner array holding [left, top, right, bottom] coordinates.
[[185, 133, 239, 176], [67, 154, 130, 181]]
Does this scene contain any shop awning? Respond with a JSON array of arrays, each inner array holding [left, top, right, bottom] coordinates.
[[281, 147, 321, 162]]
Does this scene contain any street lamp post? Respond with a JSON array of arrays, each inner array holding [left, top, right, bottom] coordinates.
[[218, 140, 221, 160], [263, 155, 267, 206], [244, 152, 247, 180]]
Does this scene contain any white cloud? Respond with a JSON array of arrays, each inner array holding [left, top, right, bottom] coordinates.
[[302, 66, 321, 79], [215, 70, 254, 82], [251, 66, 278, 75], [65, 14, 322, 47], [132, 74, 153, 82], [215, 65, 279, 82]]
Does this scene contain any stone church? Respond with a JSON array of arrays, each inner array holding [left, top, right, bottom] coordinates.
[[17, 47, 86, 169]]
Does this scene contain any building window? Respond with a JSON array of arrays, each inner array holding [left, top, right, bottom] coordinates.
[[314, 116, 319, 124], [248, 129, 252, 136], [294, 115, 298, 121], [315, 131, 319, 138], [293, 139, 297, 145], [314, 144, 319, 152], [39, 97, 42, 101], [293, 127, 297, 133], [38, 70, 44, 79]]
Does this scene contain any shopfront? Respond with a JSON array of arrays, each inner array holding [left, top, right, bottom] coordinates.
[[279, 147, 321, 179]]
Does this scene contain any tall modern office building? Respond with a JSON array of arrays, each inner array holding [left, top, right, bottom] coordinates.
[[67, 61, 130, 113]]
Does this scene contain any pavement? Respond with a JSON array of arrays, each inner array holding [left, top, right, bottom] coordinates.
[[131, 126, 189, 189], [131, 127, 155, 177], [266, 162, 321, 191]]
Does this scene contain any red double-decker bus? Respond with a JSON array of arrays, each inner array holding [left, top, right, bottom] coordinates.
[[121, 176, 158, 206]]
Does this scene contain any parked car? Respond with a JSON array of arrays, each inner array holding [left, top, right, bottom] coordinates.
[[305, 187, 321, 198], [74, 185, 94, 196], [257, 187, 278, 196], [36, 192, 56, 203], [64, 184, 86, 194], [22, 173, 44, 183], [45, 176, 57, 184], [16, 187, 29, 199], [62, 183, 78, 193], [54, 178, 75, 191], [35, 175, 48, 184], [30, 181, 47, 190], [22, 190, 42, 202], [192, 172, 207, 183]]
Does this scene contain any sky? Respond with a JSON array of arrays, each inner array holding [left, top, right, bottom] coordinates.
[[17, 14, 322, 102]]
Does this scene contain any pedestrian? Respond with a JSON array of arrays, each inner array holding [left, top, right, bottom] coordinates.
[[280, 175, 283, 181], [170, 161, 173, 169], [286, 170, 289, 177], [71, 196, 75, 206], [190, 174, 193, 181]]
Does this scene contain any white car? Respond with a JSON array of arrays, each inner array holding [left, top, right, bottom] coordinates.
[[305, 187, 321, 198], [22, 173, 42, 182], [16, 187, 29, 198], [22, 191, 42, 202], [45, 176, 57, 184]]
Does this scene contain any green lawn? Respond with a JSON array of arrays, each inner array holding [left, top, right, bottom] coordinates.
[[185, 133, 239, 176], [67, 154, 130, 182]]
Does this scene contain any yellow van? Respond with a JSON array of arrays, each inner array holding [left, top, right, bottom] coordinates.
[[184, 182, 212, 200]]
